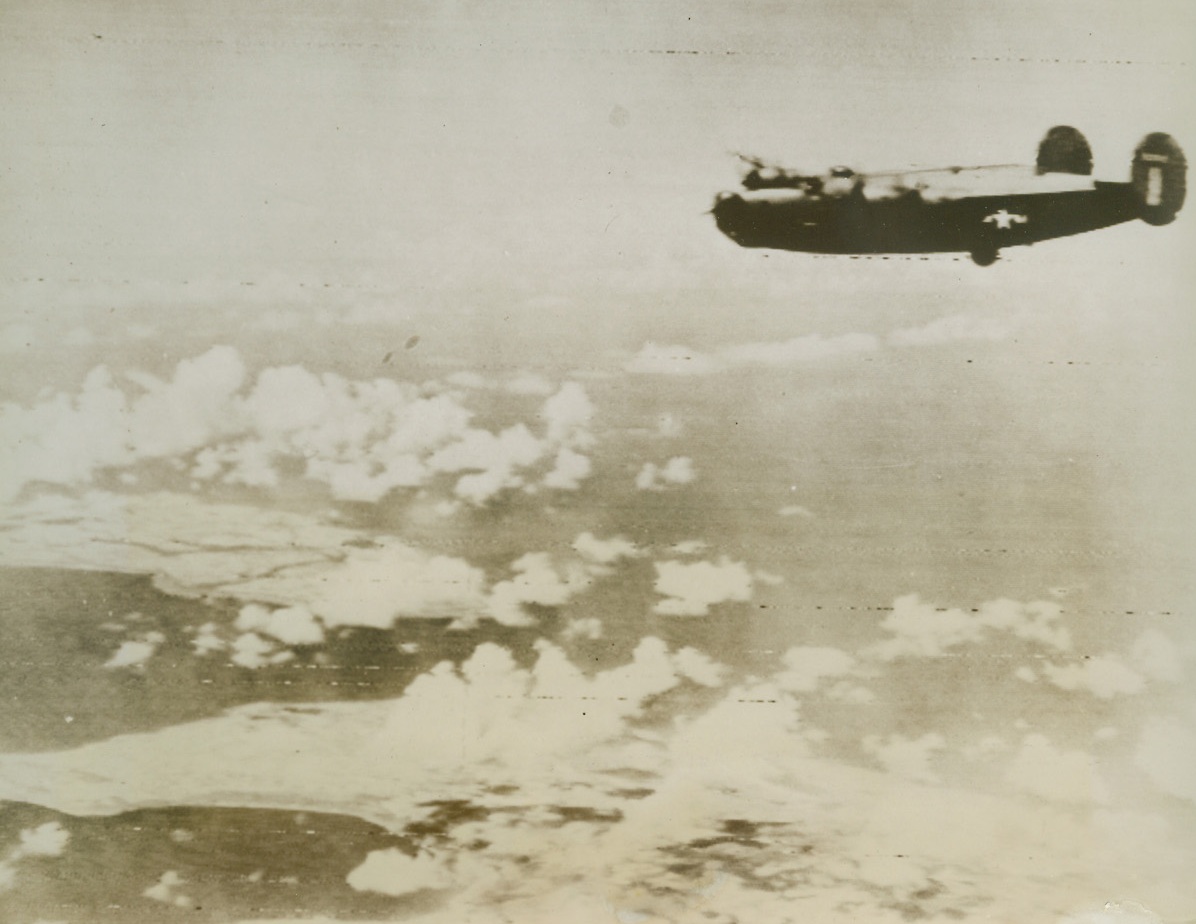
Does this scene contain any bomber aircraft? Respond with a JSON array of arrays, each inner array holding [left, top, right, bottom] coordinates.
[[711, 126, 1185, 265]]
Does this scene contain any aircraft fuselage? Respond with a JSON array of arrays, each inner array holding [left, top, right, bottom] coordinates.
[[712, 130, 1185, 265], [712, 177, 1140, 263]]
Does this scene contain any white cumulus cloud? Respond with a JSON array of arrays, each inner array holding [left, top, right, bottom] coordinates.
[[867, 594, 1071, 661], [635, 456, 695, 491], [233, 539, 488, 630], [347, 848, 454, 896], [1041, 655, 1146, 699], [18, 822, 70, 858], [542, 447, 593, 490], [652, 557, 754, 616], [0, 822, 71, 895], [863, 732, 946, 783], [235, 604, 325, 647], [0, 348, 599, 507], [1006, 734, 1110, 804], [626, 332, 878, 375], [486, 552, 591, 626], [143, 870, 192, 907], [540, 381, 595, 448], [571, 532, 641, 565], [230, 632, 286, 669], [775, 646, 857, 693], [103, 632, 165, 669]]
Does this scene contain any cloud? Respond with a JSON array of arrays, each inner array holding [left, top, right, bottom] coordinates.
[[777, 504, 815, 518], [482, 534, 647, 626], [235, 604, 325, 646], [486, 552, 591, 626], [625, 343, 722, 376], [634, 456, 695, 491], [962, 735, 1008, 762], [1130, 629, 1184, 683], [866, 594, 1071, 660], [0, 822, 71, 895], [240, 364, 338, 435], [18, 822, 70, 858], [571, 532, 640, 566], [429, 423, 545, 503], [1134, 716, 1196, 804], [1, 629, 1191, 924], [753, 568, 783, 586], [775, 646, 857, 693], [103, 632, 165, 669], [1040, 655, 1146, 699], [562, 617, 604, 641], [1057, 900, 1164, 924], [239, 540, 488, 630], [143, 870, 192, 907], [128, 348, 249, 458], [827, 682, 876, 704], [0, 347, 599, 507], [191, 622, 226, 655], [0, 348, 244, 501], [863, 732, 946, 783], [540, 382, 595, 448], [652, 557, 754, 616], [628, 316, 1014, 380], [0, 490, 371, 593], [0, 636, 708, 814], [230, 632, 291, 669], [626, 332, 878, 375], [542, 447, 592, 490], [347, 848, 454, 896], [439, 370, 561, 398], [428, 423, 543, 475], [1006, 734, 1110, 804], [888, 314, 1011, 347], [655, 413, 683, 437], [200, 439, 280, 487], [1, 493, 651, 638], [664, 681, 808, 784], [672, 647, 729, 687], [720, 332, 879, 367]]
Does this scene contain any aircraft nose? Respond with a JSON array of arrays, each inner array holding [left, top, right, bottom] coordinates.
[[711, 191, 743, 223]]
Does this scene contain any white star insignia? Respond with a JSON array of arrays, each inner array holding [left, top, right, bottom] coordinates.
[[984, 209, 1029, 230]]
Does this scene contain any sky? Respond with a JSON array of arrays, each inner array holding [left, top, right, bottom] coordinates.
[[1, 2, 1195, 923], [3, 0, 1194, 288]]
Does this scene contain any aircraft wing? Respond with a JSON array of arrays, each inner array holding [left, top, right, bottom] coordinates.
[[880, 165, 1098, 202]]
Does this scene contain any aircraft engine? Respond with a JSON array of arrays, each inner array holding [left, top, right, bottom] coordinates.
[[1036, 125, 1094, 175], [1131, 132, 1186, 226]]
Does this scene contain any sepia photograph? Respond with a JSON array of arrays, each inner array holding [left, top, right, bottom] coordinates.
[[1, 2, 1193, 922]]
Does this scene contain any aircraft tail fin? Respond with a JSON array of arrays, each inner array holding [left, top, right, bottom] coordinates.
[[1036, 126, 1093, 176], [1131, 133, 1186, 225]]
